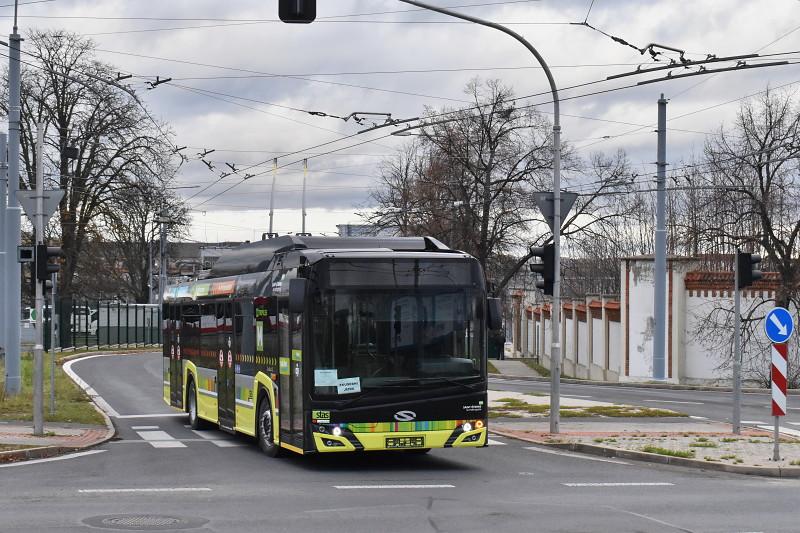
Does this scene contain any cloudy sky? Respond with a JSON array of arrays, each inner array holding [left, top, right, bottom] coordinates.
[[10, 0, 800, 241]]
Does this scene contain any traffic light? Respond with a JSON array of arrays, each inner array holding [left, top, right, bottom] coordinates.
[[36, 244, 63, 283], [529, 244, 555, 296], [279, 0, 316, 23], [736, 251, 763, 289]]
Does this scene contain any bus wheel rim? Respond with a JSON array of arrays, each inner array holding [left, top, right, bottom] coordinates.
[[261, 409, 272, 447]]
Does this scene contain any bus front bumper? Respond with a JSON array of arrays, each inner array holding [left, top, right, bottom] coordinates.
[[312, 423, 487, 452]]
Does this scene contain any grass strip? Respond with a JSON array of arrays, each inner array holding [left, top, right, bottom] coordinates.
[[0, 354, 104, 425], [642, 445, 695, 458]]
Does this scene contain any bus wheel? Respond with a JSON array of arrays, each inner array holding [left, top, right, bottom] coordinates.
[[187, 381, 207, 430], [257, 398, 281, 457]]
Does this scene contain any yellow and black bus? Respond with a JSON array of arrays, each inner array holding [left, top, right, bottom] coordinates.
[[162, 235, 499, 456]]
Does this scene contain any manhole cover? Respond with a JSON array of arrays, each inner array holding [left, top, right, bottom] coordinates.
[[83, 514, 208, 531]]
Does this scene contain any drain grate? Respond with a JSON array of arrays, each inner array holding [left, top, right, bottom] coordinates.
[[83, 514, 208, 531]]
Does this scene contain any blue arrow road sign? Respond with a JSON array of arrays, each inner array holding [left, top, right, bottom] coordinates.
[[765, 307, 794, 344]]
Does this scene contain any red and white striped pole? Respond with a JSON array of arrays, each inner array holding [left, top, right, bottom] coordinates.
[[771, 342, 788, 461]]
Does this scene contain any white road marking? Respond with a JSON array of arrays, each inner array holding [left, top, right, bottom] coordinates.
[[211, 440, 246, 447], [78, 488, 211, 494], [487, 438, 506, 446], [563, 482, 674, 487], [136, 430, 187, 448], [150, 441, 187, 449], [0, 450, 106, 468], [758, 425, 800, 438], [643, 400, 703, 405], [131, 426, 159, 430], [689, 415, 708, 420], [524, 446, 630, 465], [788, 422, 800, 427], [191, 430, 227, 440], [518, 472, 536, 476], [63, 355, 121, 418], [115, 414, 186, 419], [334, 484, 454, 490], [741, 420, 767, 424], [136, 430, 175, 441]]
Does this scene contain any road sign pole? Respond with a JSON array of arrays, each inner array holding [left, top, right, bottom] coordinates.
[[32, 124, 44, 436], [774, 416, 780, 462]]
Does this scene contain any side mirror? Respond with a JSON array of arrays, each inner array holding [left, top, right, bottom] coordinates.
[[289, 278, 307, 314], [487, 298, 502, 331]]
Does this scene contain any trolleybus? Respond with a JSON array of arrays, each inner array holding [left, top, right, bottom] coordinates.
[[162, 235, 499, 456]]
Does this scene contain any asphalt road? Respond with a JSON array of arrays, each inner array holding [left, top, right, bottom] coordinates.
[[1, 352, 799, 533], [490, 377, 800, 431]]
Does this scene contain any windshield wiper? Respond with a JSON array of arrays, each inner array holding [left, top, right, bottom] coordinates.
[[415, 376, 479, 392]]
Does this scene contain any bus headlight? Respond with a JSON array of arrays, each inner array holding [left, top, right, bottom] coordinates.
[[462, 422, 473, 433], [332, 426, 342, 437]]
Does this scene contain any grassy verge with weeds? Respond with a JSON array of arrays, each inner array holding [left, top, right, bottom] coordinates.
[[0, 354, 104, 425], [487, 361, 499, 374], [641, 445, 695, 458], [490, 398, 686, 419]]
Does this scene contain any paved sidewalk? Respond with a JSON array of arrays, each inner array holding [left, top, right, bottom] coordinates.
[[491, 359, 541, 377], [492, 418, 800, 477], [0, 421, 111, 449]]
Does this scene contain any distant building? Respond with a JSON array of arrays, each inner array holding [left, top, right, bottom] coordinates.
[[336, 224, 397, 237]]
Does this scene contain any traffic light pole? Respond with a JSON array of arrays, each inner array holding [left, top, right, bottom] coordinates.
[[733, 248, 742, 434], [50, 271, 57, 414], [33, 124, 45, 436], [653, 94, 668, 381]]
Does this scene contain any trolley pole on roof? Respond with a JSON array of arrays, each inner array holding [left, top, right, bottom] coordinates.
[[302, 159, 308, 234], [269, 158, 277, 235]]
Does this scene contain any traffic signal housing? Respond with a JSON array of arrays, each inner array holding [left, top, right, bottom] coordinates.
[[529, 244, 555, 296], [36, 244, 63, 283], [736, 251, 763, 289], [279, 0, 316, 23]]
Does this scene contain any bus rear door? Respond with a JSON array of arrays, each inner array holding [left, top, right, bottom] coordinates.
[[218, 302, 235, 431]]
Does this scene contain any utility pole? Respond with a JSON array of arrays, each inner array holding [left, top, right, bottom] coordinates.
[[301, 158, 308, 234], [33, 124, 45, 436], [733, 248, 742, 434], [157, 213, 169, 304], [0, 133, 7, 359], [269, 158, 277, 235], [5, 6, 23, 396], [653, 94, 668, 381]]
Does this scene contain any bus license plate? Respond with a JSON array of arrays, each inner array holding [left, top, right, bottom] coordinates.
[[386, 436, 425, 449]]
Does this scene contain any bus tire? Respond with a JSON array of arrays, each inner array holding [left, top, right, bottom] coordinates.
[[187, 380, 208, 430], [257, 397, 281, 457]]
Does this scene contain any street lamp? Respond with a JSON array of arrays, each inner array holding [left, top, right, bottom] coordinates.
[[394, 0, 564, 434]]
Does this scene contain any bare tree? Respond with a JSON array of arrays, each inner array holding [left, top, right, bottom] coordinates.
[[2, 30, 178, 298], [366, 80, 638, 294]]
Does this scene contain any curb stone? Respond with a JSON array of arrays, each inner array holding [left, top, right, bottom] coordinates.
[[489, 372, 800, 394], [489, 427, 800, 478], [0, 351, 125, 465]]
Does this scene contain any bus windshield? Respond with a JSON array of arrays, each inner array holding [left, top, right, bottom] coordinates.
[[311, 286, 484, 397]]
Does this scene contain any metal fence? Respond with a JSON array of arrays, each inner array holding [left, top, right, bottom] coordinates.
[[23, 300, 162, 351]]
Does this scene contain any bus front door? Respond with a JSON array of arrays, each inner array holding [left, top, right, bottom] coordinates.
[[278, 297, 304, 449], [217, 302, 236, 431]]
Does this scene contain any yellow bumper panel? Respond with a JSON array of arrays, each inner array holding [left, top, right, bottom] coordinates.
[[314, 427, 487, 453]]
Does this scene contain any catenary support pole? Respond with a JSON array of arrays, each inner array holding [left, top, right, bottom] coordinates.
[[302, 158, 308, 234], [0, 133, 7, 357], [33, 124, 44, 436], [653, 94, 668, 381], [269, 158, 277, 235], [5, 14, 23, 396], [397, 0, 562, 432], [733, 249, 741, 434]]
